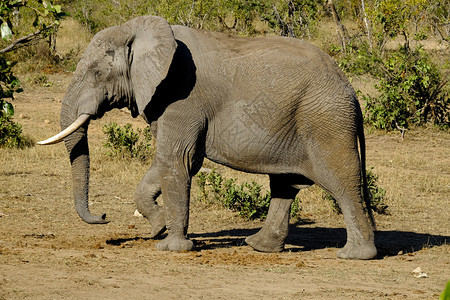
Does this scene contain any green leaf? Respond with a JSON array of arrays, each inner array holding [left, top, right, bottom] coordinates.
[[2, 101, 14, 116], [53, 5, 61, 13], [42, 0, 51, 9], [440, 281, 450, 300], [1, 22, 12, 41]]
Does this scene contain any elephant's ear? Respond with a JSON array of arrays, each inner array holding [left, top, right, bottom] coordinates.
[[124, 16, 177, 115]]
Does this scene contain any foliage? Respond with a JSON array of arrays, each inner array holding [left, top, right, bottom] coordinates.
[[0, 55, 21, 98], [0, 113, 33, 148], [333, 0, 435, 53], [0, 1, 66, 149], [0, 0, 67, 54], [259, 0, 324, 38], [337, 42, 383, 76], [440, 281, 450, 300], [69, 0, 250, 33], [66, 0, 326, 37], [222, 178, 272, 220], [196, 169, 270, 220], [363, 46, 449, 130], [196, 169, 302, 221], [0, 52, 32, 148], [102, 122, 155, 163], [65, 0, 449, 51], [324, 167, 388, 215], [366, 0, 428, 51]]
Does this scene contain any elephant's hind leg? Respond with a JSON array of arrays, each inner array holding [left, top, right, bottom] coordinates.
[[313, 154, 377, 259], [135, 160, 166, 238], [333, 188, 377, 260], [246, 174, 306, 253]]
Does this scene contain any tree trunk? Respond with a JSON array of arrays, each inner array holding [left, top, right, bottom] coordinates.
[[360, 0, 373, 51], [327, 0, 350, 52]]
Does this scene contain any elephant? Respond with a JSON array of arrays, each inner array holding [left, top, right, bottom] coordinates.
[[38, 15, 377, 259]]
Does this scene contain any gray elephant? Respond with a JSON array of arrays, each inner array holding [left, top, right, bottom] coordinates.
[[39, 15, 377, 259]]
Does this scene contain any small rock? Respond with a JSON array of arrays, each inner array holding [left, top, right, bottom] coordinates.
[[134, 210, 143, 217], [412, 267, 428, 278], [296, 261, 306, 268], [44, 119, 50, 124]]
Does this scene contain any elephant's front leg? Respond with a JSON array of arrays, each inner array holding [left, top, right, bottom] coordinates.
[[152, 106, 205, 251], [134, 160, 166, 237], [155, 164, 194, 251]]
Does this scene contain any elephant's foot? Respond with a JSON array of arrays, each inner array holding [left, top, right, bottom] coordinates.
[[245, 229, 285, 253], [337, 241, 377, 260], [156, 235, 194, 252]]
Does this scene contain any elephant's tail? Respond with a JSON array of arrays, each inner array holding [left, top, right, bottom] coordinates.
[[357, 107, 376, 230]]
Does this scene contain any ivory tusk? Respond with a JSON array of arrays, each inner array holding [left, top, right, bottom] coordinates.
[[37, 114, 90, 145]]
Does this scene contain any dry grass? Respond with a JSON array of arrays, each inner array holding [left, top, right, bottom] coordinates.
[[365, 129, 450, 235], [56, 18, 92, 57]]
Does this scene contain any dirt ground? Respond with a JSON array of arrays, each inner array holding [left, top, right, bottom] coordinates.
[[1, 75, 449, 299]]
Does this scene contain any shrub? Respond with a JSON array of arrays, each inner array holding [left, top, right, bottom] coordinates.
[[102, 122, 155, 162], [337, 42, 383, 77], [363, 46, 448, 130], [324, 167, 388, 215], [196, 169, 270, 220], [222, 178, 271, 220], [196, 169, 303, 221], [339, 44, 449, 130], [0, 57, 33, 149], [0, 112, 34, 149]]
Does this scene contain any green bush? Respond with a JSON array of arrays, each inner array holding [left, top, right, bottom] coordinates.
[[222, 178, 271, 220], [0, 56, 33, 149], [0, 112, 34, 149], [337, 43, 383, 77], [338, 43, 449, 131], [260, 0, 323, 38], [364, 46, 449, 130], [196, 169, 270, 220], [102, 122, 154, 162], [324, 167, 388, 215], [196, 169, 302, 221], [68, 0, 259, 34]]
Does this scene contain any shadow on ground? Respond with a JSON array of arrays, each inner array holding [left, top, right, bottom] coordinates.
[[105, 226, 448, 258], [191, 226, 449, 258]]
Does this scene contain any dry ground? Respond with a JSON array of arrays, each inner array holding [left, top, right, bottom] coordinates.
[[1, 74, 449, 299]]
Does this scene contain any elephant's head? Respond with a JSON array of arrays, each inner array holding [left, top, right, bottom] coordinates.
[[38, 16, 177, 224]]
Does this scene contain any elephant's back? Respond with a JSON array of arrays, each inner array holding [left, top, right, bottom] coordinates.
[[172, 26, 346, 86]]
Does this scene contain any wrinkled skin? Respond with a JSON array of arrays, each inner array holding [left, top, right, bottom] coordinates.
[[51, 16, 377, 259]]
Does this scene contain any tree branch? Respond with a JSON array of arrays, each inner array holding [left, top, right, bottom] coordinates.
[[0, 23, 56, 54]]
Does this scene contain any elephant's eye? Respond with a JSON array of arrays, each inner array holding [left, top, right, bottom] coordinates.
[[94, 70, 102, 79]]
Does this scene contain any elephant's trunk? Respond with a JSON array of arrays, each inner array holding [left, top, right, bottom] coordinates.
[[60, 106, 109, 224]]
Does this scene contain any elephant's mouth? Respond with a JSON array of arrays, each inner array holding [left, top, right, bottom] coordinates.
[[37, 114, 90, 145]]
